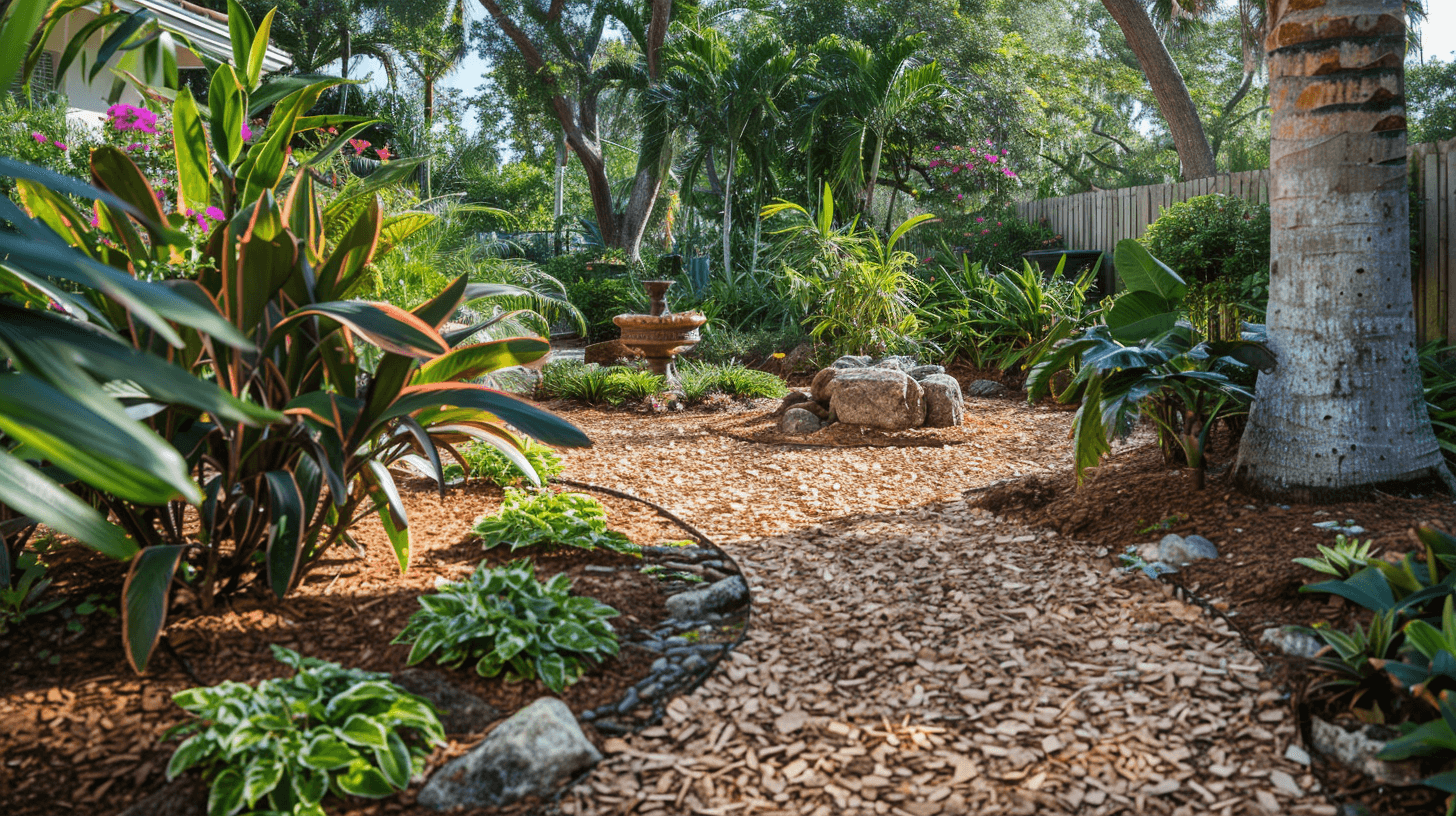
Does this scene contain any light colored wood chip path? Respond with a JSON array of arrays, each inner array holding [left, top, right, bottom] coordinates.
[[552, 403, 1329, 816]]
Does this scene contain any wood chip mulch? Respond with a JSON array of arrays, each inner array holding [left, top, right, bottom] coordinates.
[[550, 403, 1332, 816]]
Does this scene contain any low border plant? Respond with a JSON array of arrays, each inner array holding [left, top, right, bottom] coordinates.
[[472, 489, 638, 555], [165, 646, 444, 816], [393, 558, 619, 693], [677, 361, 789, 404], [448, 438, 564, 487]]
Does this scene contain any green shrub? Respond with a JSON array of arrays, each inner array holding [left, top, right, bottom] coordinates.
[[393, 558, 619, 693], [1141, 194, 1271, 314], [455, 438, 564, 487], [935, 206, 1059, 272], [536, 360, 667, 405], [472, 489, 638, 555], [0, 98, 91, 194], [678, 361, 789, 403], [1422, 340, 1456, 472], [165, 646, 444, 816]]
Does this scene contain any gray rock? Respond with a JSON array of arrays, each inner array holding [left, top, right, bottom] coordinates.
[[1310, 717, 1422, 786], [964, 379, 1010, 398], [417, 698, 602, 810], [393, 670, 501, 735], [831, 355, 873, 369], [906, 364, 946, 381], [780, 407, 823, 435], [1158, 533, 1218, 566], [919, 373, 964, 428], [681, 654, 709, 672], [829, 369, 926, 430], [665, 575, 750, 620], [1260, 626, 1324, 659]]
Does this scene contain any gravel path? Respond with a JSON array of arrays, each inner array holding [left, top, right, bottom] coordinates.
[[554, 403, 1329, 816]]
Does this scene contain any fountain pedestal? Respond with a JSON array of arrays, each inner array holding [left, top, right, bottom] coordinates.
[[613, 280, 706, 384]]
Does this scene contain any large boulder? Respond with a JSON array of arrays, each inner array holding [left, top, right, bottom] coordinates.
[[829, 369, 926, 430], [417, 698, 602, 810], [906, 364, 946, 381], [874, 355, 919, 372], [919, 373, 964, 428]]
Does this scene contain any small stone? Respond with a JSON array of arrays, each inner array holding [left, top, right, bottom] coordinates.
[[1261, 627, 1324, 659], [616, 688, 640, 714], [665, 576, 750, 620], [1268, 770, 1303, 797], [964, 379, 1010, 398], [1310, 716, 1423, 785], [681, 654, 709, 672], [1158, 533, 1218, 566], [417, 698, 601, 810], [832, 355, 873, 369], [1284, 744, 1312, 766], [651, 658, 668, 672], [582, 565, 616, 574], [780, 407, 823, 435]]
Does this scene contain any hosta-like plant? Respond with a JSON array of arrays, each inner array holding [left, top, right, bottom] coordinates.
[[473, 489, 637, 554], [0, 3, 589, 673], [166, 646, 444, 816], [393, 559, 619, 693]]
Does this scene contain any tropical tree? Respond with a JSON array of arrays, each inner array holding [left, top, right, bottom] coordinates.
[[474, 0, 676, 261], [1235, 0, 1451, 498], [661, 28, 805, 278], [807, 33, 946, 215], [1099, 0, 1217, 180]]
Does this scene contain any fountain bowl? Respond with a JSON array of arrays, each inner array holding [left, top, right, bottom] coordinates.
[[613, 280, 706, 382]]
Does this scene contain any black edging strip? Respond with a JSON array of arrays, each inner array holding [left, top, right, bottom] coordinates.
[[552, 477, 753, 735]]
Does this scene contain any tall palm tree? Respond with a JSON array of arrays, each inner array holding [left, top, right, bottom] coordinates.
[[806, 33, 945, 217], [382, 0, 471, 196], [662, 29, 805, 278], [1235, 0, 1450, 498]]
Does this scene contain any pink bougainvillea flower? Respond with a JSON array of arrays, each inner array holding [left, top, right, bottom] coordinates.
[[950, 166, 961, 173], [31, 132, 45, 143], [981, 228, 992, 235], [928, 159, 940, 168], [996, 222, 1003, 226], [376, 146, 392, 162], [975, 217, 985, 223], [932, 145, 942, 151], [54, 141, 67, 151], [986, 139, 994, 146], [956, 193, 964, 200], [348, 138, 370, 154], [205, 206, 225, 221], [985, 154, 998, 164], [241, 122, 254, 141]]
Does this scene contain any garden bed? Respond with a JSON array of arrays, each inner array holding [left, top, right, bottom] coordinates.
[[0, 481, 731, 815]]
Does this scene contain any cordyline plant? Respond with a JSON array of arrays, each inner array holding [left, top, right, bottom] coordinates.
[[0, 2, 588, 674]]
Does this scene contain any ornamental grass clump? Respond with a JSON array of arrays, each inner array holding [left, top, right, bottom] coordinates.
[[472, 489, 638, 554], [165, 646, 444, 816], [676, 361, 789, 404], [393, 559, 619, 693]]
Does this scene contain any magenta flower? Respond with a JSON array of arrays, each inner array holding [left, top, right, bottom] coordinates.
[[376, 146, 392, 162], [348, 138, 371, 155], [950, 166, 960, 174], [985, 154, 999, 164], [54, 142, 67, 151], [932, 145, 942, 151], [981, 228, 992, 235], [985, 139, 993, 146], [107, 103, 159, 134], [241, 122, 254, 141], [31, 132, 45, 143], [975, 217, 985, 223], [205, 206, 225, 221]]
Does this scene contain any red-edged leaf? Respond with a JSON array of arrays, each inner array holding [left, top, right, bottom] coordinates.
[[122, 545, 185, 673]]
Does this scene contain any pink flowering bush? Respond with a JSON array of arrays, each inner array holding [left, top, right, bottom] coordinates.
[[921, 139, 1022, 210], [0, 98, 91, 194]]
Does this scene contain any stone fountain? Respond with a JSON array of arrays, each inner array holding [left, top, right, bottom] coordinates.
[[613, 280, 706, 384]]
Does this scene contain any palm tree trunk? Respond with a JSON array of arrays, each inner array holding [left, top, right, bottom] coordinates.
[[863, 132, 884, 215], [721, 144, 735, 282], [1234, 0, 1451, 500], [1100, 0, 1216, 180], [338, 23, 351, 115]]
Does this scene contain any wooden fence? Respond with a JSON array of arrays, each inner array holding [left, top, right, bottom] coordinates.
[[1015, 138, 1456, 343]]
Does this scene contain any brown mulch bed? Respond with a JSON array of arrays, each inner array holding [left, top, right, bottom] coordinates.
[[0, 482, 686, 816]]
